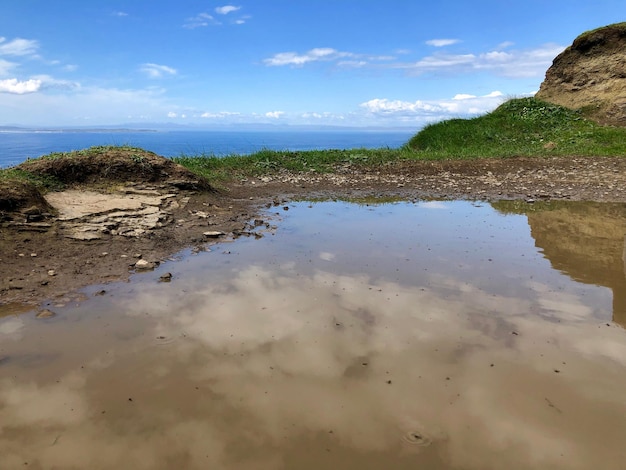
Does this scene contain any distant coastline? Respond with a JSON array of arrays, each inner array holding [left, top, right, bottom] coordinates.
[[0, 127, 157, 134]]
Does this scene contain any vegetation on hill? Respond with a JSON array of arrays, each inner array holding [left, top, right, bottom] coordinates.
[[406, 97, 626, 158]]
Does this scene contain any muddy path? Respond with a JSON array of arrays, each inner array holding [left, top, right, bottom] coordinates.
[[1, 155, 626, 308]]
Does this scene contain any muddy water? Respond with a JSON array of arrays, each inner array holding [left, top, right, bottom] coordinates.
[[1, 200, 626, 470]]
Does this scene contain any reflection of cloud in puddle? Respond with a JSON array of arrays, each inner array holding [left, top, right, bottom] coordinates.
[[417, 201, 448, 209], [0, 318, 24, 338], [120, 265, 626, 468], [526, 280, 595, 321], [1, 265, 625, 469]]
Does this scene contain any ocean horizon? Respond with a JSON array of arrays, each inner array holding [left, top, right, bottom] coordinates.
[[0, 128, 416, 169]]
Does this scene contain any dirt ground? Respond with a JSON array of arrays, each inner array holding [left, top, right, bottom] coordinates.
[[2, 155, 626, 308]]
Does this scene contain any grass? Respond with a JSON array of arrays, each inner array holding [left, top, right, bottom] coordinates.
[[172, 147, 409, 182], [32, 144, 148, 161], [406, 97, 626, 158], [0, 168, 64, 191], [3, 97, 626, 187]]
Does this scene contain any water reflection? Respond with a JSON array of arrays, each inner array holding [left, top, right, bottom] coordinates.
[[1, 201, 625, 469], [494, 201, 626, 327]]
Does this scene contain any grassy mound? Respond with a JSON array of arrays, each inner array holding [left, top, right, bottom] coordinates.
[[407, 97, 626, 158], [0, 146, 214, 217], [16, 145, 211, 189]]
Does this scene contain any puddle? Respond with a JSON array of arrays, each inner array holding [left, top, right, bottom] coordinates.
[[1, 200, 626, 469]]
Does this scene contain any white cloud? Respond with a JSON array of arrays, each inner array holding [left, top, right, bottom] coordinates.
[[263, 41, 562, 79], [32, 74, 80, 91], [167, 112, 178, 118], [264, 48, 352, 66], [0, 37, 39, 57], [496, 41, 515, 50], [360, 91, 506, 122], [265, 111, 284, 119], [140, 63, 177, 78], [215, 5, 240, 15], [112, 11, 128, 17], [0, 78, 42, 94], [425, 38, 460, 47], [184, 12, 219, 29], [404, 43, 565, 78], [200, 111, 240, 118], [337, 60, 367, 68], [0, 59, 17, 76]]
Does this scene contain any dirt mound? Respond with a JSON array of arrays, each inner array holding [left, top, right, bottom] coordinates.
[[0, 180, 54, 221], [535, 22, 626, 126], [17, 146, 212, 190]]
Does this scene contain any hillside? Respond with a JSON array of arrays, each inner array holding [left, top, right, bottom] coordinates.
[[536, 22, 626, 126]]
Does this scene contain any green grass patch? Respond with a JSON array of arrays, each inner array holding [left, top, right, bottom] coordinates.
[[34, 144, 149, 161], [173, 147, 409, 183], [407, 97, 626, 158], [0, 168, 64, 191]]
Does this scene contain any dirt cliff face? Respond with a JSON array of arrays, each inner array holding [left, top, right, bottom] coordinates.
[[536, 22, 626, 126]]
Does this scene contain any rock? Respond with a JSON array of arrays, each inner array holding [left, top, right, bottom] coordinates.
[[66, 229, 103, 241], [159, 272, 173, 282], [47, 269, 57, 276], [134, 259, 157, 270], [203, 231, 224, 238], [536, 22, 626, 126], [36, 309, 56, 319]]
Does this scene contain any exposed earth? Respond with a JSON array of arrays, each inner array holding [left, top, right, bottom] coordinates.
[[2, 152, 626, 308], [536, 22, 626, 126]]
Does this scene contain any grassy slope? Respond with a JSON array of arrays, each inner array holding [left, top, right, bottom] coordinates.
[[2, 98, 626, 189], [406, 97, 626, 158]]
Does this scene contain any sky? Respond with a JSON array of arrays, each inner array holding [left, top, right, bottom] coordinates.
[[0, 1, 624, 128]]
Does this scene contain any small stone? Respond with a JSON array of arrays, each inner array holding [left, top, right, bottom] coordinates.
[[203, 231, 224, 238], [30, 253, 37, 257], [134, 259, 156, 270], [36, 309, 56, 319], [47, 270, 57, 276], [159, 272, 173, 282]]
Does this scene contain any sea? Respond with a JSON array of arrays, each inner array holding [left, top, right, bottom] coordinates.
[[0, 129, 415, 169]]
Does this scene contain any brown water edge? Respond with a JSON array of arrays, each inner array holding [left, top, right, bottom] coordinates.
[[1, 200, 626, 469]]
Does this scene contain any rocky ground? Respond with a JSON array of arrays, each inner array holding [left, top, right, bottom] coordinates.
[[2, 154, 626, 309]]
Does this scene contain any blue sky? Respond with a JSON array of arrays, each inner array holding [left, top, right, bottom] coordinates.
[[0, 1, 624, 128]]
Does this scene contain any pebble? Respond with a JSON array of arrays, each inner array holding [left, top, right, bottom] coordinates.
[[36, 309, 56, 319], [203, 231, 225, 238], [134, 259, 156, 270], [159, 272, 173, 282]]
